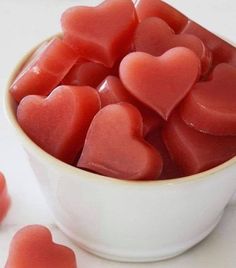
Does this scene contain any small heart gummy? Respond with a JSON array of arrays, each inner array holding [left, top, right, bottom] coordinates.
[[134, 17, 212, 75], [17, 85, 100, 164], [120, 48, 200, 120], [78, 103, 163, 180], [180, 63, 236, 136], [61, 0, 138, 67], [163, 112, 236, 175], [4, 225, 77, 268]]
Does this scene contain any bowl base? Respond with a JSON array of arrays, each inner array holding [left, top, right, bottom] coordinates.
[[55, 212, 223, 263]]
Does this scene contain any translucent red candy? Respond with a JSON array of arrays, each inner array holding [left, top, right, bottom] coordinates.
[[78, 103, 163, 180], [5, 225, 77, 268], [120, 48, 200, 120], [182, 21, 236, 69], [10, 38, 78, 103], [17, 85, 100, 164], [0, 172, 10, 223], [135, 0, 188, 33], [134, 17, 212, 75], [97, 75, 163, 135], [61, 0, 138, 67], [62, 59, 112, 88], [180, 63, 236, 136], [163, 112, 236, 176]]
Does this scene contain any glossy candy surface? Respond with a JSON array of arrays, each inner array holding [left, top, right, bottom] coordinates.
[[78, 103, 163, 180], [181, 63, 236, 136], [134, 17, 212, 74], [17, 85, 100, 164], [10, 38, 78, 102], [4, 225, 77, 268], [120, 48, 200, 120], [61, 0, 138, 67], [163, 112, 236, 175], [0, 172, 10, 223], [98, 76, 163, 135]]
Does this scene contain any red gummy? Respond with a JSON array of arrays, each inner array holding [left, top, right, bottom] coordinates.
[[182, 21, 236, 69], [146, 130, 184, 180], [134, 17, 212, 75], [181, 63, 236, 136], [4, 225, 77, 268], [10, 38, 78, 102], [135, 0, 188, 33], [97, 76, 163, 135], [163, 112, 236, 176], [0, 172, 10, 223], [62, 59, 112, 88], [120, 48, 200, 120], [78, 103, 163, 180], [61, 0, 138, 67], [17, 85, 101, 164]]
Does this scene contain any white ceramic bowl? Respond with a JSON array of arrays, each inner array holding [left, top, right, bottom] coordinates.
[[4, 42, 236, 263]]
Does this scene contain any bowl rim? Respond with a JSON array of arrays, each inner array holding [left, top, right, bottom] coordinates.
[[4, 36, 236, 187]]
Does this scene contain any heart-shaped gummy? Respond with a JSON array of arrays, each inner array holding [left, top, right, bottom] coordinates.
[[62, 58, 112, 88], [10, 38, 78, 103], [163, 112, 236, 176], [135, 0, 188, 33], [180, 63, 236, 136], [134, 17, 212, 75], [17, 85, 100, 164], [97, 75, 163, 135], [120, 48, 200, 120], [182, 21, 236, 69], [0, 172, 10, 223], [4, 225, 77, 268], [78, 103, 163, 180], [61, 0, 138, 68]]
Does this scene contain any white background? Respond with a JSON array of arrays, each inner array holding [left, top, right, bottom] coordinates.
[[0, 0, 236, 267]]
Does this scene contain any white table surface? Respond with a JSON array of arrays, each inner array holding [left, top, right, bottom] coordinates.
[[0, 0, 236, 267]]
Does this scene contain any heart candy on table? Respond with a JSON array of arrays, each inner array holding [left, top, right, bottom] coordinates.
[[0, 172, 10, 223], [62, 58, 112, 88], [135, 0, 188, 33], [134, 17, 212, 75], [61, 0, 138, 68], [78, 103, 163, 180], [4, 225, 77, 268], [10, 38, 78, 103], [97, 75, 163, 136], [17, 85, 101, 164], [162, 112, 236, 176], [120, 48, 201, 120], [180, 63, 236, 136]]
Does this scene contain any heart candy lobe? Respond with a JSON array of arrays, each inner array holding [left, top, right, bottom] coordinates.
[[180, 63, 236, 136]]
